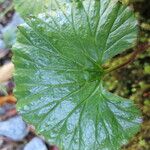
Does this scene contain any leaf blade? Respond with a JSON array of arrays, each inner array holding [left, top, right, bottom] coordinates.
[[13, 0, 141, 150]]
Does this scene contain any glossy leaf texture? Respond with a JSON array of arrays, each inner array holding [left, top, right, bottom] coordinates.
[[14, 0, 53, 18], [14, 0, 70, 18], [13, 0, 141, 150]]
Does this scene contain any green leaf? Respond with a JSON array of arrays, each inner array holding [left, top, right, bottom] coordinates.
[[14, 0, 70, 18], [13, 0, 141, 150], [13, 0, 52, 18]]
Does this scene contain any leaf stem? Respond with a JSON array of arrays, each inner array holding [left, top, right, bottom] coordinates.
[[104, 43, 150, 73]]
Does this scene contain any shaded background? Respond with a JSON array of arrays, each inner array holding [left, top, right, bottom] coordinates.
[[0, 0, 149, 150]]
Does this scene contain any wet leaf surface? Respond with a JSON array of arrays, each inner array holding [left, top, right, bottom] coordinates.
[[13, 1, 141, 150]]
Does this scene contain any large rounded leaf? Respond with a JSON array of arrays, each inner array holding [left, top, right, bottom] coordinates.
[[13, 0, 141, 150]]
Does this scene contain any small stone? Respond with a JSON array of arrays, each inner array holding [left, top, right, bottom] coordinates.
[[0, 39, 5, 49], [0, 103, 16, 117], [24, 137, 48, 150], [0, 139, 3, 147], [10, 13, 24, 27], [0, 116, 29, 141], [1, 13, 24, 48], [0, 103, 10, 115], [0, 107, 6, 115]]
